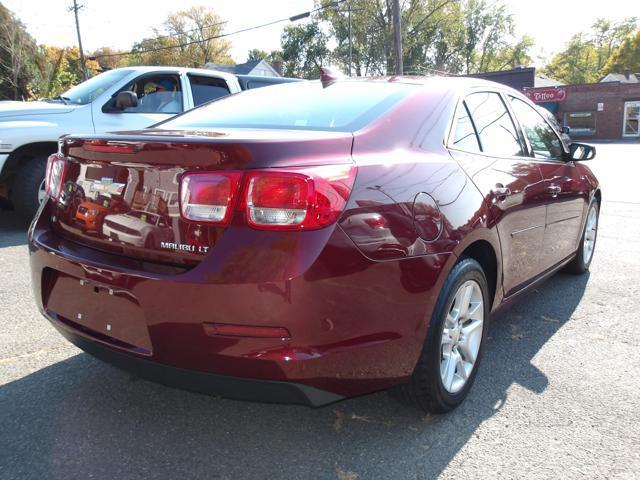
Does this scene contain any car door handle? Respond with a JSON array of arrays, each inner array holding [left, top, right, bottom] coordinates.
[[548, 185, 561, 197], [491, 186, 511, 200]]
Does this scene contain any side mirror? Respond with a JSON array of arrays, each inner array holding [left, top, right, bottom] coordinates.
[[113, 91, 138, 111], [568, 142, 596, 161], [561, 126, 571, 135]]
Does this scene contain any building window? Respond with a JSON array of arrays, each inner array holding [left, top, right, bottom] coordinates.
[[564, 112, 596, 136], [623, 101, 640, 137]]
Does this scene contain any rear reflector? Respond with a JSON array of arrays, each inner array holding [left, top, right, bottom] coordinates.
[[45, 154, 68, 200], [180, 171, 242, 224], [245, 164, 356, 230], [203, 322, 291, 339]]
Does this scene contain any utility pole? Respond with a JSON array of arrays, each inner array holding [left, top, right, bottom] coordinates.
[[70, 0, 88, 80], [392, 0, 403, 75], [347, 1, 352, 77]]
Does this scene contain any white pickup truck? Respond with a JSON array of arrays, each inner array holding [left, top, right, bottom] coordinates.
[[0, 66, 299, 219]]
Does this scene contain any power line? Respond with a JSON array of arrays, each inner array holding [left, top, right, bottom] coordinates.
[[90, 1, 346, 60], [144, 19, 229, 44]]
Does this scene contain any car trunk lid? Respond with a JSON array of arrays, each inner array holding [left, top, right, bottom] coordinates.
[[49, 129, 353, 267]]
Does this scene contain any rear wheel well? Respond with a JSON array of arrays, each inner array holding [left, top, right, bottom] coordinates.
[[459, 240, 498, 309], [0, 142, 57, 200], [2, 142, 58, 181], [594, 189, 601, 206]]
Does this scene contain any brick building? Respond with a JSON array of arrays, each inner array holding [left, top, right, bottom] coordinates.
[[522, 81, 640, 140], [472, 67, 640, 141]]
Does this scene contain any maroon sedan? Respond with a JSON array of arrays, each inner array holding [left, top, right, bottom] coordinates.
[[29, 76, 600, 413]]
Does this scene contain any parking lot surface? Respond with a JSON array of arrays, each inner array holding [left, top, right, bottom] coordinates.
[[1, 143, 639, 479]]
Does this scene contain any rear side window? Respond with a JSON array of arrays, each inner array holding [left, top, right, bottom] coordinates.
[[509, 97, 563, 160], [451, 101, 481, 152], [188, 75, 230, 107], [159, 81, 414, 132], [465, 92, 524, 158]]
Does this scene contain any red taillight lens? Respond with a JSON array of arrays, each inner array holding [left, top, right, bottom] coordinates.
[[245, 164, 356, 230], [45, 154, 68, 200], [178, 165, 356, 230], [180, 171, 242, 224]]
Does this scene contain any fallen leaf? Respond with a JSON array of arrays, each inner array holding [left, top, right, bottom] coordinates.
[[336, 466, 358, 480], [333, 409, 344, 433], [350, 414, 372, 423]]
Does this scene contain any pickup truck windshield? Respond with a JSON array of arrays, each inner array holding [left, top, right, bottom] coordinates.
[[61, 69, 133, 105], [159, 81, 414, 132]]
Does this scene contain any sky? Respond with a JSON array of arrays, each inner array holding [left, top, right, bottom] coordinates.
[[2, 0, 638, 65]]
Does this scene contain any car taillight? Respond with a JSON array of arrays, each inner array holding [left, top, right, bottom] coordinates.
[[45, 154, 68, 200], [179, 164, 357, 230], [180, 171, 242, 224], [245, 164, 356, 230]]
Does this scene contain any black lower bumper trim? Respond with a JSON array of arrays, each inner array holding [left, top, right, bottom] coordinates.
[[54, 323, 344, 407]]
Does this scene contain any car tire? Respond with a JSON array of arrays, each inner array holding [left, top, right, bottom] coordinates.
[[393, 258, 490, 413], [11, 156, 47, 221], [565, 198, 599, 274]]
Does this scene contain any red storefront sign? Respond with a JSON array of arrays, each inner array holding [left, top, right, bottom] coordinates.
[[524, 87, 567, 103]]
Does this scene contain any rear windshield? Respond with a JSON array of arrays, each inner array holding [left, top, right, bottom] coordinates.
[[158, 81, 415, 132]]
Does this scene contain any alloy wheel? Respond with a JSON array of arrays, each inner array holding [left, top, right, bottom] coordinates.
[[440, 280, 484, 394], [583, 205, 598, 264]]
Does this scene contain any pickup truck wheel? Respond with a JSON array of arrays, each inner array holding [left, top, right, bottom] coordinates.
[[12, 156, 47, 221]]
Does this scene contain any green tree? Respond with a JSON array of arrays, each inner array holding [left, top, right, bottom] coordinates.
[[460, 0, 532, 73], [163, 6, 232, 66], [404, 0, 468, 74], [592, 18, 637, 72], [318, 0, 392, 76], [542, 17, 638, 83], [0, 3, 40, 100], [542, 34, 599, 84], [602, 29, 640, 75], [90, 47, 127, 71], [280, 22, 330, 78], [315, 0, 532, 76], [29, 46, 100, 100], [127, 35, 183, 66], [115, 6, 232, 68], [246, 48, 282, 63]]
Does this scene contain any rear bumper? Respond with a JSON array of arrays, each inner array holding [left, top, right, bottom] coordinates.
[[52, 315, 343, 407], [29, 200, 452, 403]]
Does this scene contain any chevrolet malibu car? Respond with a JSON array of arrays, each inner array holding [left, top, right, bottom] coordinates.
[[28, 76, 600, 413]]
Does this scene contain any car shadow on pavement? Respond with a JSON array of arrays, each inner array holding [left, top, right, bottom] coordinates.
[[0, 211, 29, 248], [0, 272, 590, 480]]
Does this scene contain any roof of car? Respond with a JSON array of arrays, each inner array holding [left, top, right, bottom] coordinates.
[[113, 66, 239, 80], [325, 74, 521, 96], [113, 67, 510, 92]]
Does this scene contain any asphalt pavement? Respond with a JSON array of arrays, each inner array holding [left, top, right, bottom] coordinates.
[[1, 142, 639, 479]]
